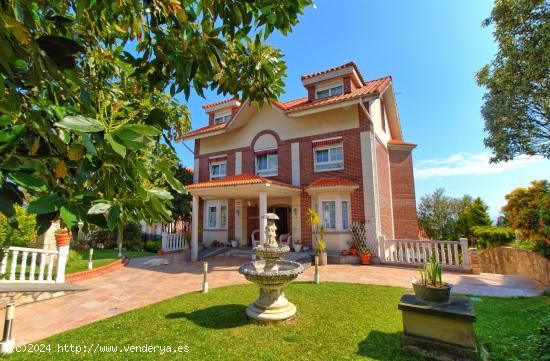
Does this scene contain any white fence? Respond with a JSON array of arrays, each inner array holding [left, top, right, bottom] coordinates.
[[0, 245, 69, 283], [379, 236, 471, 271], [161, 233, 187, 252]]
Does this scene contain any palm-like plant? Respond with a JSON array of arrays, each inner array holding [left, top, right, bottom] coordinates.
[[417, 255, 444, 288]]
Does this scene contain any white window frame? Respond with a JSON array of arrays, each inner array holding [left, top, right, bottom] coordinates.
[[209, 160, 227, 180], [204, 200, 228, 230], [317, 195, 351, 232], [314, 144, 344, 172], [213, 111, 231, 125], [255, 152, 278, 177], [315, 83, 343, 100]]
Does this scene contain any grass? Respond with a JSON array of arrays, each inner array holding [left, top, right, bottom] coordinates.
[[64, 249, 155, 274], [7, 283, 549, 360]]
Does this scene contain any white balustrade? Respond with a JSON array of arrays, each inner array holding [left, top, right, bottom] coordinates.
[[161, 233, 186, 252], [378, 237, 472, 271], [0, 246, 66, 283]]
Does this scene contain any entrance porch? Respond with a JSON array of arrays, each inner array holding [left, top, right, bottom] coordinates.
[[187, 175, 302, 261]]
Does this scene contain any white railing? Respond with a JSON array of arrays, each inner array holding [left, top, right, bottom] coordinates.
[[161, 233, 186, 252], [379, 236, 471, 271], [0, 245, 69, 283]]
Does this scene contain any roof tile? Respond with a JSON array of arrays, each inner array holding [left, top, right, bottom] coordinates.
[[186, 174, 298, 190], [305, 177, 358, 189]]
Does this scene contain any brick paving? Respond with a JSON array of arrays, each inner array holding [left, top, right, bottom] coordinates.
[[10, 253, 544, 346]]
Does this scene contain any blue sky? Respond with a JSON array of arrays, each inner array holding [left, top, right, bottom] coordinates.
[[173, 0, 549, 218]]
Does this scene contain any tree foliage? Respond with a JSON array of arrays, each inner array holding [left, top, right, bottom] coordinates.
[[417, 189, 484, 241], [457, 197, 492, 241], [476, 0, 549, 162], [171, 163, 194, 222], [501, 179, 550, 241], [0, 1, 311, 248]]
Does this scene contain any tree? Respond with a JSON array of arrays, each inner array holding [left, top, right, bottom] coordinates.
[[501, 180, 550, 240], [171, 164, 194, 222], [417, 189, 476, 241], [457, 197, 492, 242], [476, 0, 550, 162], [0, 1, 311, 254]]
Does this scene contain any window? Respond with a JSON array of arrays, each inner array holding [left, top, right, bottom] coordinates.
[[213, 113, 231, 125], [209, 161, 226, 180], [322, 201, 336, 229], [316, 85, 343, 99], [207, 206, 217, 228], [318, 196, 350, 231], [204, 200, 228, 230], [314, 145, 344, 171], [255, 153, 278, 177]]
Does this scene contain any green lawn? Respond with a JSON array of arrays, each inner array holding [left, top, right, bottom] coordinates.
[[64, 249, 155, 274], [7, 282, 548, 360]]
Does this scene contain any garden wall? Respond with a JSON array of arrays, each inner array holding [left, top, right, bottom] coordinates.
[[480, 247, 550, 287]]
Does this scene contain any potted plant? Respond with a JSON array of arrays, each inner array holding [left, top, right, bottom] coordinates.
[[315, 240, 328, 266], [412, 255, 452, 303], [55, 226, 72, 247], [359, 248, 371, 264], [293, 239, 302, 252], [341, 249, 348, 256], [347, 239, 357, 256], [231, 239, 238, 248]]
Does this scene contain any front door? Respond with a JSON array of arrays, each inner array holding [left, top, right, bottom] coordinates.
[[269, 207, 291, 236]]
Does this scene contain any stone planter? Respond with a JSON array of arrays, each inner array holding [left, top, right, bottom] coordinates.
[[412, 283, 452, 304], [293, 244, 302, 252], [54, 231, 71, 247], [231, 240, 238, 248], [312, 252, 327, 266]]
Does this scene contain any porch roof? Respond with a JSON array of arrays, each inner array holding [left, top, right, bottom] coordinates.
[[186, 174, 301, 198]]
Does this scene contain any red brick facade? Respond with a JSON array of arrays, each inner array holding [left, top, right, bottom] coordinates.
[[376, 139, 394, 239], [388, 147, 418, 239]]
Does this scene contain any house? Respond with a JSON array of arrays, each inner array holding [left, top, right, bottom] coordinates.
[[179, 62, 418, 261]]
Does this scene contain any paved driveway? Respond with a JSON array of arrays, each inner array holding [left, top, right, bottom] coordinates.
[[11, 253, 543, 345]]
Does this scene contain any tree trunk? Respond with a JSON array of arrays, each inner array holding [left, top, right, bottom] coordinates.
[[117, 223, 123, 258]]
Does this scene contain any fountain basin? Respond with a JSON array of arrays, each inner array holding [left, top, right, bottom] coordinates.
[[239, 260, 304, 284]]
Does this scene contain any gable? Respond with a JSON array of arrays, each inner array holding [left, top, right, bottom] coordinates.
[[198, 103, 360, 155]]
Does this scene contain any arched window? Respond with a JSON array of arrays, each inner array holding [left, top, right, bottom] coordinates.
[[253, 133, 278, 177]]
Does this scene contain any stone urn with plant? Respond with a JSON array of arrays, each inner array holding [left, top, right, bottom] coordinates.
[[292, 239, 302, 252], [412, 255, 452, 303], [306, 208, 328, 265]]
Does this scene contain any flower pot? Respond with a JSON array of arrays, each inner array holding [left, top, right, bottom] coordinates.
[[294, 244, 302, 252], [412, 283, 452, 303], [54, 231, 71, 247], [359, 253, 371, 265], [231, 240, 238, 248], [157, 249, 164, 256], [313, 252, 327, 266], [341, 250, 348, 256], [349, 249, 357, 256]]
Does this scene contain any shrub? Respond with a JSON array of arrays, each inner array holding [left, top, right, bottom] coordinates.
[[68, 250, 83, 263], [471, 226, 515, 249], [532, 239, 550, 259], [123, 222, 143, 251], [144, 240, 161, 253], [0, 205, 37, 249]]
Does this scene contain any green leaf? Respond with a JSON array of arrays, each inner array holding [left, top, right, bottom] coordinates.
[[87, 202, 111, 215], [82, 133, 97, 156], [27, 194, 62, 215], [36, 212, 58, 235], [147, 187, 173, 200], [107, 205, 120, 230], [55, 115, 104, 132], [60, 205, 78, 228], [106, 134, 126, 158], [8, 172, 46, 191], [114, 124, 161, 137]]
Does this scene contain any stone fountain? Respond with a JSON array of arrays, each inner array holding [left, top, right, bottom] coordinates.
[[239, 213, 305, 323]]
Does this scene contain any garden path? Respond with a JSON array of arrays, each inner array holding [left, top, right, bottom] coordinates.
[[11, 253, 543, 345]]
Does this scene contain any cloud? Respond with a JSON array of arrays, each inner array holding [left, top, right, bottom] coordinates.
[[414, 152, 545, 180]]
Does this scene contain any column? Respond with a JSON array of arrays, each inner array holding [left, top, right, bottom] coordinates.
[[259, 192, 267, 245], [191, 195, 199, 261]]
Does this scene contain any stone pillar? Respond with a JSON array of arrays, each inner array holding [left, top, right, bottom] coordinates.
[[259, 192, 267, 245], [469, 248, 481, 275], [459, 238, 470, 270], [55, 244, 69, 283], [191, 195, 199, 262]]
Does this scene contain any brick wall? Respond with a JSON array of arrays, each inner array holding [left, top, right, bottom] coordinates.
[[228, 199, 235, 240], [306, 85, 315, 102], [376, 139, 393, 238], [388, 147, 418, 239]]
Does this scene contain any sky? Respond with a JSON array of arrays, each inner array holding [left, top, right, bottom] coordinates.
[[173, 0, 550, 218]]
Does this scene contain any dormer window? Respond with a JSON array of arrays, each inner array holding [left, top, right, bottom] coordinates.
[[315, 84, 343, 100], [213, 112, 231, 125]]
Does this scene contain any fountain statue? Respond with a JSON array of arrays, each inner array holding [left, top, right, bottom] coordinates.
[[239, 213, 305, 323]]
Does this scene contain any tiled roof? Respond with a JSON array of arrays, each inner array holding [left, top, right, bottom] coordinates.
[[186, 174, 299, 190], [180, 122, 228, 138], [202, 97, 239, 110], [301, 61, 366, 85], [305, 177, 358, 189], [281, 76, 391, 113]]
